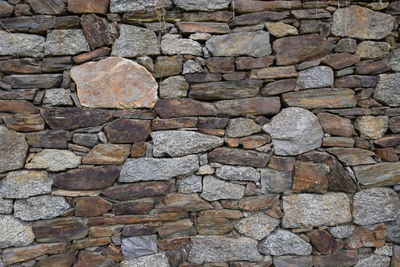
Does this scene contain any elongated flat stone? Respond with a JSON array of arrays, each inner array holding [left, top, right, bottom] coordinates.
[[0, 31, 45, 57], [208, 147, 270, 168], [353, 162, 400, 186], [189, 80, 262, 100], [32, 217, 88, 242], [102, 181, 172, 200]]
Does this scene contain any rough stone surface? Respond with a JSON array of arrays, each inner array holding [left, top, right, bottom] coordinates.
[[120, 252, 170, 267], [188, 235, 263, 264], [45, 30, 90, 56], [235, 212, 279, 240], [14, 195, 71, 221], [266, 22, 298, 37], [263, 107, 323, 156], [353, 162, 400, 186], [208, 147, 270, 168], [226, 118, 261, 138], [283, 193, 352, 228], [71, 57, 158, 109], [121, 235, 158, 260], [0, 215, 34, 249], [189, 80, 262, 100], [151, 130, 223, 157], [356, 41, 391, 59], [120, 156, 199, 182], [112, 25, 159, 57], [0, 32, 45, 57], [259, 229, 312, 256], [161, 34, 202, 56], [206, 31, 271, 57], [25, 149, 81, 172], [260, 168, 292, 193], [43, 88, 73, 106], [353, 188, 400, 226], [329, 225, 355, 239], [297, 66, 334, 89], [215, 165, 260, 182], [83, 144, 130, 165], [177, 175, 202, 194], [104, 119, 151, 144], [0, 126, 28, 173], [0, 170, 51, 199], [173, 0, 231, 11], [355, 116, 388, 140], [374, 74, 400, 107], [110, 0, 172, 12], [201, 175, 245, 201], [160, 76, 189, 98], [331, 6, 394, 40], [354, 255, 391, 267]]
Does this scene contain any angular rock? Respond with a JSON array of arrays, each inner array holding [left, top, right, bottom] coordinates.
[[121, 235, 158, 260], [157, 219, 195, 239], [273, 256, 313, 267], [177, 175, 202, 193], [197, 215, 233, 235], [113, 198, 153, 215], [75, 251, 115, 267], [335, 75, 377, 88], [355, 59, 390, 75], [283, 89, 356, 109], [354, 255, 391, 267], [313, 250, 358, 267], [201, 175, 245, 201], [151, 130, 223, 157], [161, 34, 202, 56], [34, 251, 76, 267], [318, 113, 356, 137], [160, 76, 189, 98], [235, 212, 279, 240], [329, 225, 355, 239], [189, 80, 262, 100], [208, 147, 270, 168], [292, 161, 329, 193], [67, 0, 109, 14], [152, 118, 197, 130], [346, 224, 386, 248], [103, 181, 171, 200], [155, 98, 217, 118], [215, 165, 260, 182], [104, 119, 150, 144], [54, 166, 120, 190], [260, 168, 292, 193], [235, 56, 274, 70], [0, 88, 38, 100], [250, 66, 297, 79], [225, 118, 261, 138], [43, 88, 73, 106], [177, 22, 229, 34], [83, 144, 130, 165], [32, 217, 88, 242], [14, 195, 70, 221], [331, 6, 394, 40], [374, 73, 400, 107], [259, 229, 312, 256], [0, 198, 12, 214], [263, 107, 323, 156], [0, 215, 34, 249], [75, 196, 112, 217], [41, 107, 112, 130], [45, 29, 89, 56], [206, 57, 234, 73], [261, 79, 296, 96], [0, 32, 45, 57], [265, 22, 298, 38], [0, 100, 38, 114], [153, 56, 182, 78], [3, 74, 62, 88], [0, 126, 28, 173], [25, 149, 81, 172], [120, 252, 170, 267], [73, 133, 98, 148], [188, 235, 263, 264], [112, 25, 159, 57], [356, 41, 390, 59], [206, 31, 271, 57], [120, 156, 199, 182], [326, 147, 376, 166], [0, 1, 13, 17], [80, 14, 116, 50], [297, 66, 334, 89], [215, 97, 281, 117], [273, 34, 334, 65], [307, 229, 342, 255], [0, 170, 51, 199], [282, 193, 352, 228], [174, 0, 230, 11], [353, 188, 400, 225], [322, 53, 360, 70], [27, 0, 65, 14], [355, 116, 388, 140], [71, 57, 158, 109]]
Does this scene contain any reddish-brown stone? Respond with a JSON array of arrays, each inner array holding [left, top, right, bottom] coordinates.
[[220, 194, 279, 211], [112, 198, 154, 215], [208, 147, 270, 168], [235, 56, 274, 70], [34, 251, 77, 267], [335, 75, 377, 88], [197, 117, 228, 129], [346, 224, 386, 249], [1, 113, 44, 131], [32, 217, 88, 242], [355, 60, 390, 75], [292, 161, 329, 193], [157, 219, 195, 239], [88, 212, 187, 226], [206, 57, 235, 73], [155, 98, 217, 118], [72, 237, 111, 250], [102, 245, 123, 263], [177, 22, 230, 34], [198, 209, 243, 219], [374, 135, 400, 147], [153, 56, 183, 78], [158, 237, 189, 250], [80, 14, 116, 50], [2, 243, 69, 265], [82, 144, 131, 165], [102, 181, 172, 201], [215, 97, 281, 117], [67, 0, 109, 14], [239, 135, 270, 149], [322, 53, 360, 70], [375, 148, 399, 162], [0, 100, 38, 114], [74, 197, 113, 217], [130, 142, 146, 158], [122, 223, 160, 237], [74, 251, 115, 267], [89, 225, 123, 238], [0, 88, 38, 100], [53, 166, 120, 190], [313, 250, 358, 267], [104, 118, 151, 144], [307, 229, 343, 255], [72, 47, 111, 64], [0, 58, 41, 74], [268, 156, 296, 171], [317, 113, 356, 137], [158, 193, 212, 212], [222, 72, 247, 81], [197, 216, 233, 235], [152, 118, 198, 130]]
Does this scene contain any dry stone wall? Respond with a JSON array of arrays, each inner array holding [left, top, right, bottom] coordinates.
[[1, 0, 400, 266]]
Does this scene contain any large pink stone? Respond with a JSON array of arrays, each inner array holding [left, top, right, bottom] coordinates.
[[70, 57, 158, 109]]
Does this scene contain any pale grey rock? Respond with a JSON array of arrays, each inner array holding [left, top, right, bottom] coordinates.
[[0, 126, 28, 173], [173, 0, 231, 11], [0, 215, 34, 249], [354, 255, 391, 267], [151, 130, 223, 157], [120, 252, 170, 267], [0, 198, 13, 214], [356, 41, 391, 59], [206, 31, 271, 57], [226, 118, 261, 138], [159, 76, 189, 98], [282, 193, 352, 228], [120, 155, 199, 182], [201, 175, 245, 201], [374, 73, 400, 107], [72, 133, 98, 148], [14, 195, 71, 221], [329, 225, 355, 239], [263, 107, 323, 156], [188, 235, 263, 264], [355, 116, 388, 140], [112, 25, 159, 57], [177, 175, 202, 193], [110, 0, 172, 12], [215, 165, 260, 182], [43, 89, 73, 106], [0, 170, 52, 199], [0, 31, 45, 58], [375, 246, 393, 257], [389, 46, 400, 71], [386, 217, 400, 243], [161, 34, 202, 56], [259, 229, 312, 256], [331, 5, 394, 40], [190, 33, 212, 41], [297, 66, 334, 89], [182, 60, 203, 74], [353, 188, 400, 226], [273, 256, 313, 267], [45, 30, 90, 56], [235, 212, 280, 240], [260, 168, 292, 193], [121, 235, 158, 260], [25, 149, 81, 172]]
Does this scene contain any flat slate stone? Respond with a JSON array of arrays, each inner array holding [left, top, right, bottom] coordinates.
[[0, 126, 28, 173], [155, 98, 217, 118], [206, 31, 271, 57], [260, 168, 292, 193], [151, 130, 223, 157], [173, 0, 231, 11], [189, 80, 262, 100], [102, 181, 171, 200], [3, 74, 62, 89], [208, 147, 270, 168], [353, 162, 400, 186], [0, 31, 45, 57], [121, 235, 158, 260], [215, 97, 281, 117], [0, 215, 34, 249], [112, 24, 159, 57], [71, 57, 158, 109], [120, 156, 199, 182], [32, 217, 88, 242], [45, 29, 89, 56], [104, 119, 151, 144]]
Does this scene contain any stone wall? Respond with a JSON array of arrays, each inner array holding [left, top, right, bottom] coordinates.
[[1, 0, 400, 266]]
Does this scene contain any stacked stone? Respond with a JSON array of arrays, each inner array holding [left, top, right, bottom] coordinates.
[[1, 0, 400, 266]]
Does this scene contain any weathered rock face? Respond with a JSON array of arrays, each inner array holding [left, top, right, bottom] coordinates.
[[263, 107, 323, 156], [259, 229, 312, 256], [104, 119, 151, 143], [0, 32, 45, 57], [374, 74, 400, 107], [0, 126, 28, 173], [121, 235, 158, 260], [110, 0, 172, 12], [235, 212, 279, 240], [173, 0, 230, 11], [201, 175, 245, 201], [353, 162, 400, 186], [71, 57, 158, 109], [45, 30, 90, 56], [0, 215, 35, 249], [331, 6, 394, 40], [297, 66, 334, 89], [25, 149, 81, 172], [120, 252, 170, 267]]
